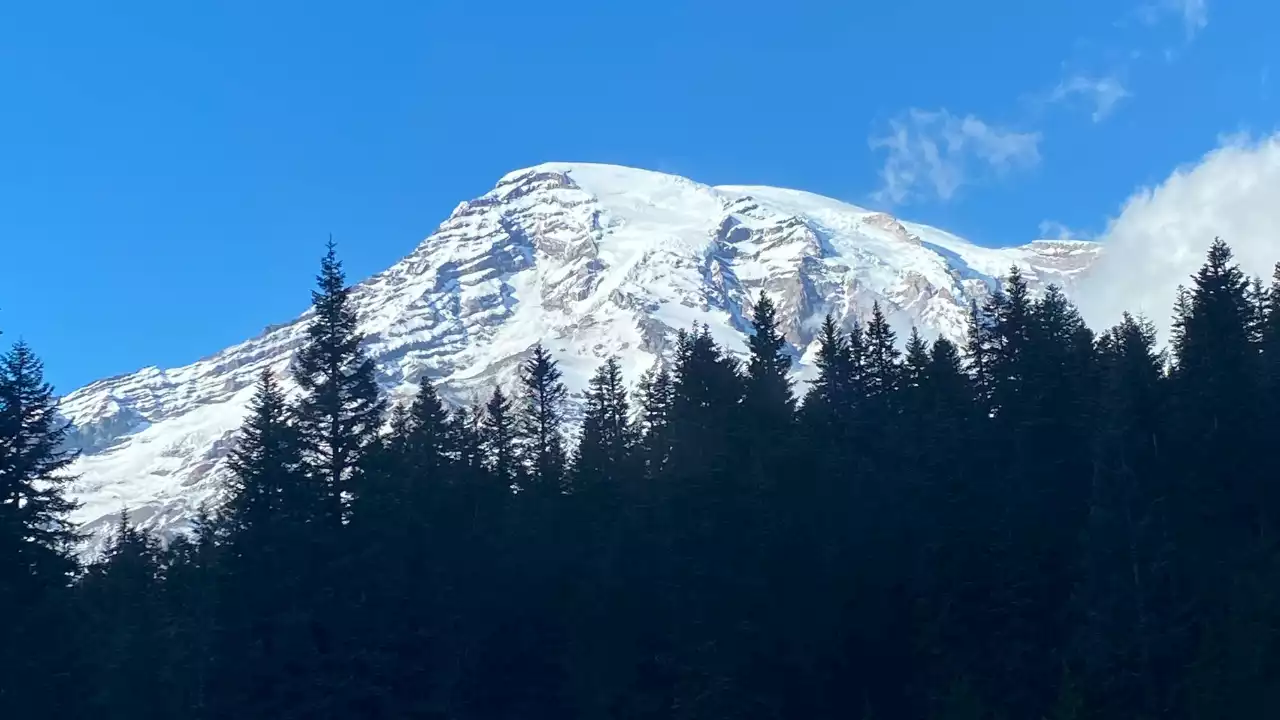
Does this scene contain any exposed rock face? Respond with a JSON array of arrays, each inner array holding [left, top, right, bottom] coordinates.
[[59, 163, 1100, 552]]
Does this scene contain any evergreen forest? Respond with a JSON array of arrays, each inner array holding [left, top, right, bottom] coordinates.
[[5, 238, 1280, 719]]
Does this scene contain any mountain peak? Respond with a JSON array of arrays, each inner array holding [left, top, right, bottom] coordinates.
[[61, 163, 1101, 553]]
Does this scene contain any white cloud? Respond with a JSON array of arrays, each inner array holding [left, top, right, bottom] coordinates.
[[1139, 0, 1208, 40], [1076, 133, 1280, 340], [1038, 220, 1090, 241], [1050, 75, 1131, 122], [869, 109, 1042, 205]]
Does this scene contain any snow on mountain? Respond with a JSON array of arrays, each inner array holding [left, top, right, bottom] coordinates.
[[60, 162, 1100, 550]]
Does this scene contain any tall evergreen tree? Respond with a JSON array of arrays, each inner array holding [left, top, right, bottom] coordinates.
[[573, 356, 635, 495], [516, 344, 569, 496], [1168, 239, 1262, 584], [745, 292, 795, 416], [0, 341, 80, 568], [0, 340, 83, 717], [292, 240, 386, 523], [635, 362, 675, 482], [862, 302, 902, 399], [481, 386, 519, 492], [212, 369, 327, 719], [221, 369, 307, 537], [804, 313, 854, 417]]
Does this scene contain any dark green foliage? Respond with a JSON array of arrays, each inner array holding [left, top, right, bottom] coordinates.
[[79, 512, 173, 719], [517, 343, 569, 496], [573, 356, 635, 495], [0, 340, 83, 717], [745, 292, 795, 416], [10, 238, 1280, 720], [0, 341, 81, 565], [481, 385, 519, 491], [292, 239, 387, 523]]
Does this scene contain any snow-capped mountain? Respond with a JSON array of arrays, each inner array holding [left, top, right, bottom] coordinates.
[[60, 162, 1100, 549]]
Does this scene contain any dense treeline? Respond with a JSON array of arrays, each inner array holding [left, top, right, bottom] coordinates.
[[4, 238, 1280, 719]]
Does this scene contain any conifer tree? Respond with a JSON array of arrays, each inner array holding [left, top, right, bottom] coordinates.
[[745, 292, 795, 416], [573, 356, 635, 494], [635, 362, 675, 481], [161, 507, 220, 719], [0, 340, 83, 717], [1168, 239, 1262, 582], [292, 240, 386, 522], [79, 512, 171, 719], [1076, 314, 1181, 719], [862, 302, 902, 398], [221, 369, 306, 537], [213, 369, 323, 718], [743, 292, 795, 499], [903, 327, 931, 390], [482, 386, 519, 491], [0, 341, 80, 567], [805, 313, 854, 415], [516, 344, 569, 496]]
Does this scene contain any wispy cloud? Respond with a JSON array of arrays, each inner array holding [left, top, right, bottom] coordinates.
[[869, 109, 1041, 205], [1049, 75, 1131, 122], [1138, 0, 1208, 40], [1037, 219, 1095, 242]]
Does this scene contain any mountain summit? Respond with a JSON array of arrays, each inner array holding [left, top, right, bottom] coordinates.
[[60, 162, 1100, 547]]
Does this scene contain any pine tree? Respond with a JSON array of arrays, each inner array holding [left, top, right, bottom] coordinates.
[[516, 344, 569, 496], [635, 362, 675, 482], [161, 507, 220, 719], [804, 313, 854, 415], [0, 341, 81, 567], [1076, 314, 1182, 719], [400, 378, 450, 481], [903, 327, 931, 390], [0, 340, 83, 717], [482, 386, 519, 492], [743, 292, 795, 500], [745, 292, 795, 416], [347, 378, 456, 717], [221, 369, 307, 537], [212, 369, 326, 718], [573, 356, 635, 495], [292, 240, 386, 523], [1168, 239, 1263, 585], [863, 302, 902, 398], [79, 512, 171, 719]]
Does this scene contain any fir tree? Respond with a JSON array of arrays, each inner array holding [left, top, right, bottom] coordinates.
[[516, 343, 569, 496], [635, 362, 675, 481], [221, 369, 306, 537], [573, 356, 635, 494], [862, 302, 902, 398], [0, 340, 83, 717], [79, 512, 171, 719], [482, 386, 519, 492], [903, 327, 931, 390], [743, 292, 795, 498], [805, 313, 854, 414], [0, 341, 81, 566], [745, 292, 795, 416], [291, 239, 386, 523]]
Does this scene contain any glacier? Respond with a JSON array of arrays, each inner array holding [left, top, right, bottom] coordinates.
[[57, 162, 1100, 550]]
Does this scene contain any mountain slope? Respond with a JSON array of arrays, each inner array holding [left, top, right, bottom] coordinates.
[[60, 162, 1100, 548]]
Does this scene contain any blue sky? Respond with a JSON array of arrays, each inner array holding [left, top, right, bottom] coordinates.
[[1, 0, 1275, 391]]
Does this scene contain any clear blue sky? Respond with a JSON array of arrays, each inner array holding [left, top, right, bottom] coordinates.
[[1, 0, 1274, 391]]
